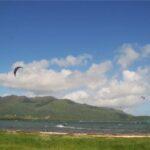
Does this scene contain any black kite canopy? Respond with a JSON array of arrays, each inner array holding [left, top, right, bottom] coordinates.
[[14, 66, 23, 76]]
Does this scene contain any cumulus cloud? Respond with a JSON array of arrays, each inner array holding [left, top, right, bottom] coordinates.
[[0, 59, 112, 99], [141, 44, 150, 58], [12, 60, 49, 70], [64, 90, 89, 104], [0, 44, 150, 113], [123, 70, 141, 82], [50, 54, 92, 67], [117, 44, 139, 69], [87, 61, 112, 75]]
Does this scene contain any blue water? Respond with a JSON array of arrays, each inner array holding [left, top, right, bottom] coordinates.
[[0, 120, 150, 134]]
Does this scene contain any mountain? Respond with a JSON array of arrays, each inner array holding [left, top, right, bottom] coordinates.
[[0, 95, 146, 121]]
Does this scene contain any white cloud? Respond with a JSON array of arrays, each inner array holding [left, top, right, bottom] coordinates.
[[123, 70, 141, 81], [0, 59, 149, 111], [87, 60, 112, 75], [142, 44, 150, 57], [0, 60, 112, 96], [0, 45, 150, 114], [50, 54, 92, 67], [117, 44, 139, 69], [12, 60, 49, 70], [64, 90, 89, 104]]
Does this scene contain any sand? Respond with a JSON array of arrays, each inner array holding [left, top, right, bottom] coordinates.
[[3, 130, 150, 138], [39, 131, 150, 138]]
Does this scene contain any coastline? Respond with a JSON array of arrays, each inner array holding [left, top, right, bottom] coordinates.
[[3, 130, 150, 138], [39, 131, 150, 138]]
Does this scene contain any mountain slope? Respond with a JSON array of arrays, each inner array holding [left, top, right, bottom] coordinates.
[[0, 95, 134, 121]]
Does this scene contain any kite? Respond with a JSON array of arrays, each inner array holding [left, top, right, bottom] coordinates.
[[14, 66, 23, 76]]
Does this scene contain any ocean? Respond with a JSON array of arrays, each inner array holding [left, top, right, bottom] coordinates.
[[0, 120, 150, 134]]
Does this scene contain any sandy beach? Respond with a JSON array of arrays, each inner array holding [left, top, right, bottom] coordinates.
[[39, 131, 150, 138], [4, 129, 150, 138]]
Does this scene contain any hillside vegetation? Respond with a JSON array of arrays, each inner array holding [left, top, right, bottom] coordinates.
[[0, 95, 135, 121]]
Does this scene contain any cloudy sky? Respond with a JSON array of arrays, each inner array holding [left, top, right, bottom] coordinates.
[[0, 1, 150, 115]]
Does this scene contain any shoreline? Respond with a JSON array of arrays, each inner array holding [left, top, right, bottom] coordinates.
[[39, 131, 150, 138], [2, 130, 150, 138]]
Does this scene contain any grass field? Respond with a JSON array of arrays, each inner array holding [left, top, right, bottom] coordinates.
[[0, 131, 150, 150]]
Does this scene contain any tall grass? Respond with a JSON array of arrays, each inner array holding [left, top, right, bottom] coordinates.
[[0, 131, 150, 150]]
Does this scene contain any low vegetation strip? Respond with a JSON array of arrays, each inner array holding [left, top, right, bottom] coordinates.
[[0, 131, 150, 150]]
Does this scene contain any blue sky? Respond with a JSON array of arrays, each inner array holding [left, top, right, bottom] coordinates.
[[0, 1, 150, 115], [0, 1, 150, 70]]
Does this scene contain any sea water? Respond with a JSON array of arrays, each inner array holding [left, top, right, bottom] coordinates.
[[0, 120, 150, 134]]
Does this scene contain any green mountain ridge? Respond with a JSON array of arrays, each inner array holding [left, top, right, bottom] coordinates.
[[0, 95, 149, 121]]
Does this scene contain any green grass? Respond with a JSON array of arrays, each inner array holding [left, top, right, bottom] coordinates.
[[0, 132, 150, 150]]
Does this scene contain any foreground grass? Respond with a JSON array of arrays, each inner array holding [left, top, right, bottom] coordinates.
[[0, 131, 150, 150]]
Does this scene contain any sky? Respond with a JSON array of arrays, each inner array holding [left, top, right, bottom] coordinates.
[[0, 1, 150, 115]]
